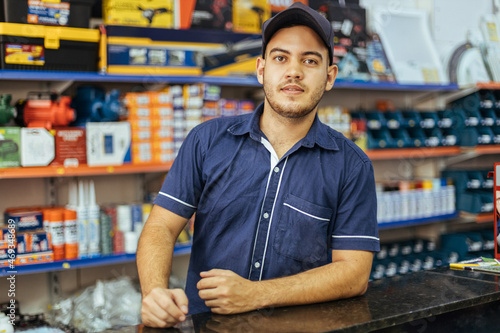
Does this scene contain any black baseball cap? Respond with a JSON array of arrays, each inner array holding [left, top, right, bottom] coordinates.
[[261, 2, 334, 65]]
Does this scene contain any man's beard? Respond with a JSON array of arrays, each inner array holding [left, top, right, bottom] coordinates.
[[263, 78, 326, 119]]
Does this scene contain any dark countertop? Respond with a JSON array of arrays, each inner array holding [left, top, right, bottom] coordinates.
[[110, 267, 500, 333]]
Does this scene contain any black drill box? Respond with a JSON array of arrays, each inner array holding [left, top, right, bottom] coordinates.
[[0, 23, 99, 71]]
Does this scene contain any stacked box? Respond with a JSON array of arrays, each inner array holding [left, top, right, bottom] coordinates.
[[202, 85, 222, 122], [238, 100, 255, 115], [125, 89, 174, 164], [103, 0, 175, 28], [171, 86, 185, 157], [220, 99, 238, 117], [183, 84, 204, 138]]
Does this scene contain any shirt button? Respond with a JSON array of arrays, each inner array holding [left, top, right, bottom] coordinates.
[[254, 261, 261, 269], [263, 212, 269, 219], [274, 167, 280, 173]]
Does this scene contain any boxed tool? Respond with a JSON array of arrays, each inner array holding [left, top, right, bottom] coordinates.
[[0, 22, 99, 71], [103, 0, 174, 28], [190, 0, 232, 31], [232, 0, 271, 34], [103, 25, 258, 76], [20, 127, 55, 167], [0, 126, 20, 168], [0, 0, 96, 28], [49, 127, 87, 167], [86, 122, 131, 166]]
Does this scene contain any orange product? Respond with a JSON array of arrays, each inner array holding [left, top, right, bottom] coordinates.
[[63, 209, 79, 260], [132, 129, 152, 141], [128, 106, 152, 119], [150, 91, 172, 106], [151, 106, 173, 118], [124, 92, 151, 108], [129, 118, 153, 131], [47, 208, 65, 261], [132, 141, 153, 164], [151, 127, 174, 140]]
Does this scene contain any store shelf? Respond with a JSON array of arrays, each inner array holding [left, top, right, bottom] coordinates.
[[0, 70, 460, 91], [0, 162, 172, 179], [0, 243, 191, 277], [378, 213, 459, 230], [367, 146, 462, 160], [461, 145, 500, 155], [459, 212, 494, 224]]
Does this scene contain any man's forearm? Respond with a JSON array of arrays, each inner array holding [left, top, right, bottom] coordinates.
[[255, 251, 372, 309], [137, 223, 177, 297]]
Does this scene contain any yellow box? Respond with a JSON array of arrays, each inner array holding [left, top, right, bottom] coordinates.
[[232, 0, 271, 34], [103, 0, 174, 28]]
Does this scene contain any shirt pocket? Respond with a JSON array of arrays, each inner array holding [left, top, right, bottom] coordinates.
[[274, 193, 333, 264]]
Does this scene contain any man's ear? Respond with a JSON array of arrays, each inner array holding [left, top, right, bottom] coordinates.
[[256, 57, 265, 85], [325, 64, 338, 92]]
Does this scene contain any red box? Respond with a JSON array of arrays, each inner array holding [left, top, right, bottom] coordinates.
[[49, 128, 87, 167]]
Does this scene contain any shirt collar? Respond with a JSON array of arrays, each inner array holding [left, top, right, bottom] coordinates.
[[228, 102, 339, 151]]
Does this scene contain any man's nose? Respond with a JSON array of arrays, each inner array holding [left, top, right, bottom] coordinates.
[[285, 60, 303, 79]]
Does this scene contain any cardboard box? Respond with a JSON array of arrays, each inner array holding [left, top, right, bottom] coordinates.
[[86, 122, 131, 166], [103, 0, 174, 28], [20, 128, 55, 167], [5, 209, 44, 232], [49, 127, 86, 167], [190, 0, 232, 31], [0, 127, 20, 168], [232, 0, 271, 34]]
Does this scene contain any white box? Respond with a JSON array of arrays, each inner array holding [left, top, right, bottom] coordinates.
[[86, 122, 131, 166], [21, 128, 55, 167]]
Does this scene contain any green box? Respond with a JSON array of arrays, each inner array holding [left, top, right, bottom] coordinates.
[[0, 126, 20, 167]]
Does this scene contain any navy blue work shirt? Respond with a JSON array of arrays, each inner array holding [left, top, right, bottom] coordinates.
[[154, 103, 380, 315]]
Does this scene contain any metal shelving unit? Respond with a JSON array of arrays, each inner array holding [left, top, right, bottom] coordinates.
[[0, 243, 191, 277]]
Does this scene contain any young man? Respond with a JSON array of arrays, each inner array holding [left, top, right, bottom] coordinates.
[[137, 2, 379, 328]]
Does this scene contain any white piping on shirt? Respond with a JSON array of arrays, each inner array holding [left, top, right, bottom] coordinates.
[[283, 203, 331, 221], [259, 156, 288, 281], [158, 192, 197, 209], [248, 164, 274, 279], [332, 235, 380, 241]]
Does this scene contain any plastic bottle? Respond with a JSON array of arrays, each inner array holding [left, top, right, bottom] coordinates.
[[48, 208, 65, 261], [87, 180, 100, 258], [77, 180, 89, 259], [63, 209, 78, 260]]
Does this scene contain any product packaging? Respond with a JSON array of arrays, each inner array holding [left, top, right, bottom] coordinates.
[[0, 127, 20, 168]]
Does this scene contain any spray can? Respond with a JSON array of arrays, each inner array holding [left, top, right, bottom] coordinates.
[[88, 180, 100, 258], [63, 209, 79, 260], [48, 208, 65, 261], [77, 180, 89, 258]]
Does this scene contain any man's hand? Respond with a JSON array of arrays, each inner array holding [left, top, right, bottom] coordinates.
[[197, 269, 258, 314], [141, 287, 189, 328]]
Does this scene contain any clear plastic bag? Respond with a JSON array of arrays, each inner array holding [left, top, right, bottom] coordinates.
[[50, 277, 141, 332]]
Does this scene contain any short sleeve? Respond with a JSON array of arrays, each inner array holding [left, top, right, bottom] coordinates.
[[331, 160, 380, 252], [154, 128, 205, 219]]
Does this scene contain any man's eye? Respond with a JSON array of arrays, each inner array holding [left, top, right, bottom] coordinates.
[[305, 59, 318, 65], [274, 56, 285, 62]]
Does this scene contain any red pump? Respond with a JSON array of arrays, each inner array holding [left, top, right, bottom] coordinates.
[[22, 92, 75, 129]]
